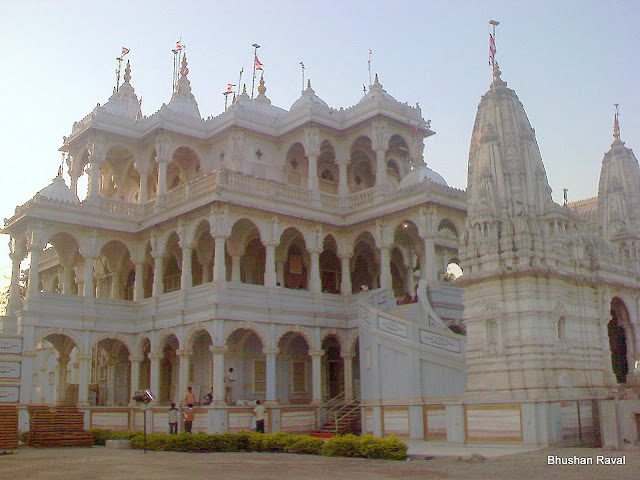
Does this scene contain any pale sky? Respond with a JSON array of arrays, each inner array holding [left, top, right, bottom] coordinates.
[[1, 0, 639, 277]]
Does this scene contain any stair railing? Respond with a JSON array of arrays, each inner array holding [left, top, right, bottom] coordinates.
[[330, 396, 360, 434], [314, 391, 345, 430]]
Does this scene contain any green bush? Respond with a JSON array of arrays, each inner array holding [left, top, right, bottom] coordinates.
[[127, 430, 406, 460], [360, 434, 407, 460], [321, 434, 363, 457], [284, 437, 324, 455]]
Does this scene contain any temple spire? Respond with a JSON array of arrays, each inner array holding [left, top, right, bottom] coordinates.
[[613, 103, 620, 140]]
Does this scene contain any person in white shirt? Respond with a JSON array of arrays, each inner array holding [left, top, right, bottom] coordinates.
[[223, 368, 235, 405], [253, 400, 266, 433]]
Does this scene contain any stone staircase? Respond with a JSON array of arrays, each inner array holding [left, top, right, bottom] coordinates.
[[316, 397, 361, 435]]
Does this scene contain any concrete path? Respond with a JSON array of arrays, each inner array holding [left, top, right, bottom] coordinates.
[[404, 439, 543, 458], [0, 445, 636, 480]]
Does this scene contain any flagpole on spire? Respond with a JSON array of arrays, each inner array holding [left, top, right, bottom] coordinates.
[[489, 20, 500, 80], [172, 39, 185, 93], [367, 49, 372, 87], [300, 62, 305, 94], [115, 47, 130, 92], [251, 43, 261, 99], [224, 84, 236, 111], [613, 103, 621, 140]]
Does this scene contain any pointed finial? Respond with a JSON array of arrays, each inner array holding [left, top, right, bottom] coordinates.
[[243, 84, 247, 94], [257, 73, 266, 95], [613, 104, 620, 140], [123, 60, 131, 83], [489, 20, 501, 81], [180, 54, 189, 76], [374, 73, 379, 84], [307, 79, 311, 89]]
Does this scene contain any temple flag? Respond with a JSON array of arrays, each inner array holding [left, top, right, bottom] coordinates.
[[121, 47, 130, 57], [255, 55, 264, 71], [489, 34, 496, 64]]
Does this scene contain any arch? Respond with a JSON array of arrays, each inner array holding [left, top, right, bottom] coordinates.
[[93, 337, 132, 406], [241, 238, 266, 285], [166, 146, 201, 191], [318, 140, 338, 194], [390, 247, 407, 298], [608, 297, 632, 384], [36, 329, 83, 354], [163, 232, 182, 293], [91, 333, 134, 354], [224, 325, 270, 351], [351, 232, 379, 293], [97, 239, 134, 299], [158, 333, 179, 403], [348, 136, 375, 193], [101, 146, 140, 202], [192, 220, 214, 285], [437, 219, 459, 239], [285, 142, 308, 187], [276, 329, 315, 352], [321, 334, 344, 399], [320, 235, 341, 294]]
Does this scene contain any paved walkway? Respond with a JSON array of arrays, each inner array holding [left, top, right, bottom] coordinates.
[[404, 439, 543, 458], [0, 445, 636, 480]]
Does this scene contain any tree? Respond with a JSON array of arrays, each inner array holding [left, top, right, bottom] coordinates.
[[0, 269, 28, 315]]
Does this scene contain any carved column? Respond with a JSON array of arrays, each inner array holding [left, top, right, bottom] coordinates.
[[379, 245, 392, 290], [264, 348, 279, 405], [156, 159, 168, 205], [339, 254, 352, 295], [338, 161, 348, 197], [133, 261, 145, 301], [128, 355, 143, 406], [152, 254, 164, 296], [83, 256, 96, 297], [181, 245, 193, 290], [149, 352, 162, 403], [7, 241, 26, 316], [342, 354, 354, 401], [375, 147, 388, 192], [309, 249, 321, 293], [177, 349, 192, 404], [310, 350, 324, 404], [210, 345, 227, 405], [56, 354, 70, 405], [422, 236, 436, 284], [308, 154, 319, 192], [213, 237, 227, 283], [264, 243, 277, 288], [77, 354, 92, 406], [27, 242, 44, 299]]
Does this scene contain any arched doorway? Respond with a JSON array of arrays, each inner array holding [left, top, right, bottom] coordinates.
[[322, 335, 343, 400], [608, 298, 631, 384]]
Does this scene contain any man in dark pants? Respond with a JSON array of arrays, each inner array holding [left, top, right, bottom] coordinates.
[[253, 400, 266, 433], [183, 405, 195, 433]]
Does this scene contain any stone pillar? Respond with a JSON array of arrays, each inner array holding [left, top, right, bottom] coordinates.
[[177, 349, 192, 404], [61, 265, 73, 295], [7, 244, 26, 316], [307, 155, 318, 191], [152, 254, 164, 296], [139, 172, 148, 203], [338, 161, 348, 197], [231, 255, 241, 283], [310, 350, 324, 405], [27, 246, 43, 299], [77, 354, 91, 406], [406, 263, 416, 296], [133, 262, 145, 301], [110, 267, 121, 300], [129, 355, 143, 406], [339, 255, 352, 295], [264, 348, 279, 405], [342, 354, 354, 401], [19, 349, 36, 404], [375, 148, 388, 193], [213, 237, 227, 283], [87, 159, 102, 199], [422, 236, 436, 284], [181, 246, 193, 290], [210, 346, 227, 406], [264, 243, 277, 288], [156, 160, 168, 204], [309, 250, 321, 293], [106, 358, 118, 405], [379, 246, 392, 290], [56, 354, 70, 404], [149, 352, 162, 402], [83, 257, 96, 297]]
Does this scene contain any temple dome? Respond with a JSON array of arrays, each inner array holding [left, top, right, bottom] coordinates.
[[102, 60, 140, 120], [37, 174, 80, 205], [290, 81, 330, 112], [398, 163, 448, 188]]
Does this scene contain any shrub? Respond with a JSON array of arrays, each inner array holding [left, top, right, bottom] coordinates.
[[131, 432, 171, 451], [284, 437, 324, 455], [360, 434, 407, 460], [89, 429, 143, 446], [321, 434, 363, 457], [258, 432, 298, 452]]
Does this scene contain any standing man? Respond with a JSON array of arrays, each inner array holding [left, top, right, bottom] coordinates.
[[183, 405, 195, 433], [168, 402, 179, 434], [224, 368, 236, 405], [253, 400, 266, 433], [184, 386, 196, 407]]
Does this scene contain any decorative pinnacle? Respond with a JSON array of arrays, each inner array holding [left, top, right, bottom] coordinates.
[[613, 104, 620, 140], [307, 79, 311, 88], [257, 73, 266, 95], [243, 84, 247, 94], [181, 54, 189, 76], [123, 60, 131, 83], [374, 73, 379, 84]]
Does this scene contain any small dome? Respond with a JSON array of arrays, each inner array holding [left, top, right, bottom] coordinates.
[[37, 174, 80, 205], [290, 81, 330, 112], [398, 164, 448, 188], [357, 74, 397, 106]]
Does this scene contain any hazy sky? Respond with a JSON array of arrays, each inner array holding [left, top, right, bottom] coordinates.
[[1, 0, 639, 278]]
